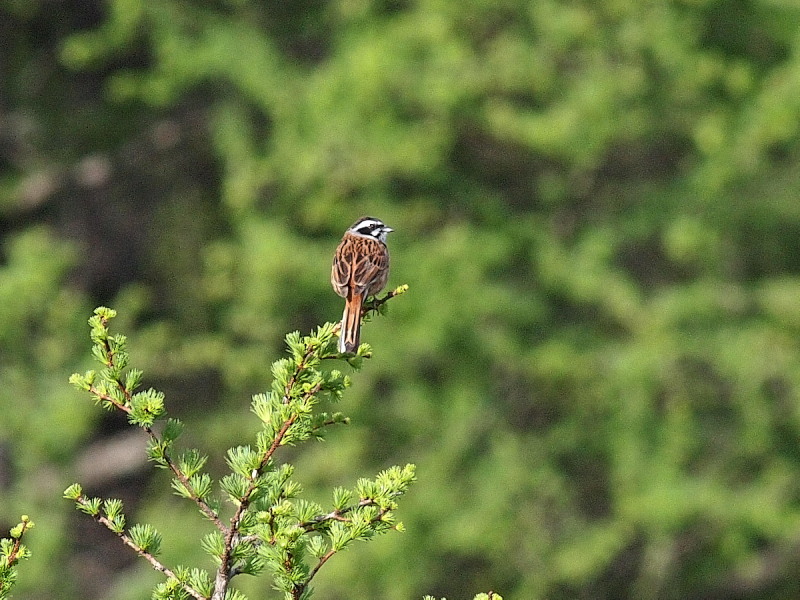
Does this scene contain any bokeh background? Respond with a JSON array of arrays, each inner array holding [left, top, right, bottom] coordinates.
[[3, 0, 800, 598]]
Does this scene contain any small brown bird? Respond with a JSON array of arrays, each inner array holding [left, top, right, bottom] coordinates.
[[331, 217, 393, 353]]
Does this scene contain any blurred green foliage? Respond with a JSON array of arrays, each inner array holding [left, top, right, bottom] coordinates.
[[3, 0, 800, 598]]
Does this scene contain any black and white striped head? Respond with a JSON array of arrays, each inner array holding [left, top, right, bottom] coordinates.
[[348, 217, 393, 243]]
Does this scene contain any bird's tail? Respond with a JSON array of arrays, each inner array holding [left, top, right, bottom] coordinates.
[[339, 294, 363, 353]]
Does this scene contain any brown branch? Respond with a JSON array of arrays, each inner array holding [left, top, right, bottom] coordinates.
[[148, 426, 227, 532], [299, 497, 379, 531], [212, 413, 299, 600], [88, 366, 226, 533], [82, 327, 225, 598], [294, 548, 337, 600], [78, 498, 205, 600], [213, 351, 324, 600], [309, 416, 349, 435], [3, 519, 30, 567], [0, 519, 30, 595], [87, 386, 131, 413], [281, 345, 317, 405]]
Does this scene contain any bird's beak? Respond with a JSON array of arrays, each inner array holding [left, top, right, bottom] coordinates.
[[384, 226, 394, 233]]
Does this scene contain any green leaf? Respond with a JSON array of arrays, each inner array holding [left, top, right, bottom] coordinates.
[[225, 590, 249, 600], [177, 449, 208, 478], [308, 535, 327, 558], [63, 483, 83, 500], [185, 567, 213, 596], [124, 368, 143, 393], [93, 306, 117, 320], [77, 497, 102, 516], [190, 473, 213, 500], [128, 388, 166, 427], [170, 478, 193, 499], [9, 516, 33, 540], [328, 521, 350, 552], [147, 438, 170, 467], [332, 487, 353, 511], [162, 418, 184, 442], [103, 498, 123, 519], [226, 445, 261, 478], [68, 371, 92, 391], [220, 473, 249, 502], [200, 531, 225, 561], [292, 499, 323, 523], [129, 523, 162, 555], [103, 499, 126, 533]]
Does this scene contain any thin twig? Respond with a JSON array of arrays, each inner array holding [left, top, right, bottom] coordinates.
[[362, 285, 407, 315], [79, 498, 205, 600], [7, 524, 28, 565], [142, 423, 227, 532], [2, 519, 31, 574], [299, 497, 379, 530], [90, 361, 227, 534], [87, 386, 130, 413], [281, 344, 317, 405], [299, 548, 337, 597], [330, 284, 408, 339], [309, 416, 349, 436], [292, 505, 391, 599]]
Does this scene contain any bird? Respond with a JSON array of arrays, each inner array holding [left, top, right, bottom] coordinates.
[[331, 216, 393, 353]]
